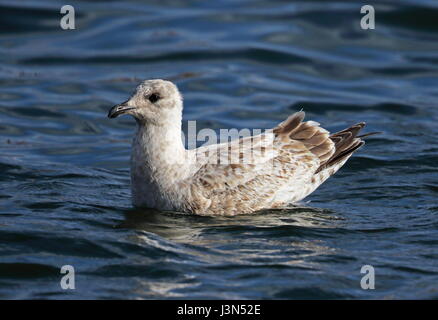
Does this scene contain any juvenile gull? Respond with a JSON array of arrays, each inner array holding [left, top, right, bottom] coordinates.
[[108, 79, 373, 216]]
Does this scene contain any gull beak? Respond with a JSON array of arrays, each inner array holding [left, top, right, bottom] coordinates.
[[108, 101, 135, 118]]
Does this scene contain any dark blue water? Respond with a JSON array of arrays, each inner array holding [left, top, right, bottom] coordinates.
[[0, 0, 437, 299]]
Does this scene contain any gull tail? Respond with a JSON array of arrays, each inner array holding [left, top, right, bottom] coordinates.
[[314, 123, 381, 180]]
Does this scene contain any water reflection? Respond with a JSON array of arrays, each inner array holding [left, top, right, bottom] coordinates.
[[118, 205, 345, 272], [119, 204, 343, 241]]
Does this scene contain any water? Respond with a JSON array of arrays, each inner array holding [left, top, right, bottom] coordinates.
[[0, 0, 437, 299]]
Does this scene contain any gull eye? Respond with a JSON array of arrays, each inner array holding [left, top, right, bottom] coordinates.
[[148, 93, 160, 103]]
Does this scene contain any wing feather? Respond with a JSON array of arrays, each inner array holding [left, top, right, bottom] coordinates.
[[186, 111, 371, 215]]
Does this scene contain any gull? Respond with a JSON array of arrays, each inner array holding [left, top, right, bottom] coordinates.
[[108, 79, 375, 216]]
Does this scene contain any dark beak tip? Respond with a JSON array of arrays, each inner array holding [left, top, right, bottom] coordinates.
[[108, 102, 132, 119], [107, 107, 118, 119], [107, 109, 117, 119]]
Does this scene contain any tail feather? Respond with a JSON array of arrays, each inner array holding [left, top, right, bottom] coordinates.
[[315, 122, 367, 174], [274, 111, 379, 177], [272, 111, 379, 204]]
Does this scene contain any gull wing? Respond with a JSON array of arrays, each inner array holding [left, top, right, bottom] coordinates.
[[184, 111, 368, 215]]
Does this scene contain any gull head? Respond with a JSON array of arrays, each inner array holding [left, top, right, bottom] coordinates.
[[108, 79, 182, 124]]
